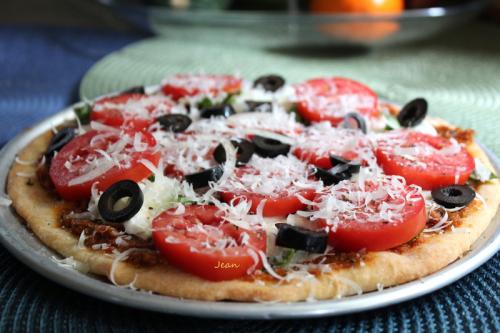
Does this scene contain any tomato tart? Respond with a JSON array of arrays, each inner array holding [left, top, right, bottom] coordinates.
[[6, 74, 500, 302]]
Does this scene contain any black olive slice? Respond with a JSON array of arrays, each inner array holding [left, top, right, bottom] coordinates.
[[252, 135, 291, 158], [329, 154, 361, 174], [253, 75, 286, 92], [157, 114, 192, 133], [341, 112, 367, 134], [431, 185, 476, 209], [121, 86, 145, 95], [213, 139, 255, 166], [200, 104, 235, 119], [397, 98, 428, 128], [185, 166, 224, 189], [98, 180, 144, 223], [312, 165, 352, 186], [346, 162, 361, 174], [245, 100, 272, 112], [46, 127, 76, 159], [312, 167, 337, 186], [275, 223, 327, 254], [329, 163, 353, 182], [329, 154, 350, 166]]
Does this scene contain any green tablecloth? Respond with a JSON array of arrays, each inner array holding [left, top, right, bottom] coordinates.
[[80, 22, 500, 154]]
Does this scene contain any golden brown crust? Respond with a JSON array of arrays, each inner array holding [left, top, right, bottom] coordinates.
[[7, 127, 500, 302]]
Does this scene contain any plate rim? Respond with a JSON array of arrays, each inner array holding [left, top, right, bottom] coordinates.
[[0, 105, 499, 320]]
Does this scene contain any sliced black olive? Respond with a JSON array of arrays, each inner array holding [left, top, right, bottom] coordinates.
[[329, 154, 350, 166], [397, 98, 428, 128], [98, 180, 144, 223], [213, 139, 255, 166], [157, 114, 192, 133], [253, 74, 285, 92], [312, 164, 352, 186], [245, 100, 272, 113], [346, 162, 361, 174], [275, 223, 327, 254], [329, 154, 361, 174], [330, 163, 351, 177], [200, 104, 235, 119], [431, 185, 476, 209], [252, 135, 291, 158], [121, 86, 145, 95], [312, 167, 337, 186], [46, 127, 76, 159], [341, 112, 367, 134], [185, 166, 224, 189]]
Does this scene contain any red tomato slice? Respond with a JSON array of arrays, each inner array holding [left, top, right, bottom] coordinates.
[[225, 112, 304, 137], [49, 130, 160, 200], [219, 166, 316, 217], [152, 205, 266, 281], [293, 147, 358, 169], [220, 189, 316, 218], [91, 93, 173, 131], [375, 131, 475, 190], [316, 176, 426, 251], [295, 77, 379, 125], [160, 133, 221, 177], [292, 123, 365, 168], [161, 74, 242, 101]]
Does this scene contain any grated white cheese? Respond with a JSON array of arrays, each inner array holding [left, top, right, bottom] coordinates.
[[305, 175, 423, 231], [109, 248, 149, 286], [16, 171, 35, 177], [15, 156, 37, 165], [217, 154, 322, 197], [50, 256, 89, 273], [93, 94, 175, 121], [473, 158, 496, 182], [123, 160, 197, 239], [293, 121, 366, 160]]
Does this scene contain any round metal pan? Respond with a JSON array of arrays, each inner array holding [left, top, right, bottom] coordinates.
[[0, 106, 498, 319]]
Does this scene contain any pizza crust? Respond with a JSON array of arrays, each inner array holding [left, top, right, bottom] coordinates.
[[7, 128, 500, 302]]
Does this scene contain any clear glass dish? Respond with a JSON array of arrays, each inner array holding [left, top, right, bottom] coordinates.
[[102, 0, 490, 47]]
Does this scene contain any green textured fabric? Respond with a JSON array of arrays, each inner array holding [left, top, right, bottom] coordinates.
[[80, 22, 500, 154]]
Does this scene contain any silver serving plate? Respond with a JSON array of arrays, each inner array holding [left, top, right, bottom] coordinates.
[[0, 106, 499, 319], [101, 0, 491, 47]]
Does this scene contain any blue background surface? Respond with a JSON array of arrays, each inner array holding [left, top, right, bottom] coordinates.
[[0, 25, 498, 332]]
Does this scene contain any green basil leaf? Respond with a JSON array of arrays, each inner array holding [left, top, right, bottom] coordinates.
[[177, 195, 197, 205], [222, 93, 237, 105], [198, 97, 213, 109], [271, 249, 296, 267], [384, 113, 401, 131], [74, 103, 92, 125]]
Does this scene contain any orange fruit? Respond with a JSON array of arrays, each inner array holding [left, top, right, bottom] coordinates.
[[318, 22, 400, 42], [310, 0, 404, 14]]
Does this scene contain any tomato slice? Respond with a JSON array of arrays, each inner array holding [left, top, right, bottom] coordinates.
[[219, 162, 317, 217], [161, 74, 242, 101], [375, 131, 475, 190], [152, 205, 266, 281], [315, 176, 426, 252], [293, 147, 357, 169], [159, 132, 223, 177], [292, 124, 362, 168], [221, 189, 316, 217], [225, 112, 304, 137], [294, 77, 379, 125], [49, 130, 160, 200], [90, 93, 173, 131]]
